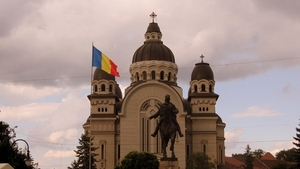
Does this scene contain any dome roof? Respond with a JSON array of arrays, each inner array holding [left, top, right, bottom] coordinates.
[[115, 84, 123, 99], [146, 22, 161, 33], [191, 61, 214, 81], [93, 68, 115, 81], [132, 22, 175, 63], [132, 41, 175, 63]]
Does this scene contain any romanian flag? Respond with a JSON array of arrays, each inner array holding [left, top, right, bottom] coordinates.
[[92, 46, 120, 77]]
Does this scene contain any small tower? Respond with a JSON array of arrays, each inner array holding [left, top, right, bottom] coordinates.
[[83, 68, 122, 169], [187, 55, 226, 166]]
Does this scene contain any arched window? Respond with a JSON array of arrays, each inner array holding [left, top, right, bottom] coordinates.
[[109, 84, 113, 92], [160, 71, 164, 80], [201, 84, 206, 92], [142, 71, 147, 80], [209, 84, 212, 92], [101, 84, 105, 91], [194, 85, 197, 93], [201, 140, 208, 155], [136, 72, 139, 81], [168, 72, 171, 81], [151, 71, 156, 80], [94, 85, 98, 92]]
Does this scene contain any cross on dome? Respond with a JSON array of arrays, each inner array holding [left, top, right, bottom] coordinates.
[[200, 54, 204, 63], [150, 12, 157, 23]]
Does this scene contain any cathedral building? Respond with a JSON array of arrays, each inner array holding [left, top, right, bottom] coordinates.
[[83, 14, 226, 169]]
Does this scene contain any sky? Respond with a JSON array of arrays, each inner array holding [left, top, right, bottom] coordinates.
[[1, 0, 300, 168]]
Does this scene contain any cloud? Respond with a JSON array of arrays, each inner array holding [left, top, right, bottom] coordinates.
[[231, 106, 282, 118], [269, 139, 295, 156], [225, 128, 244, 149], [49, 128, 78, 144], [0, 102, 59, 122], [44, 149, 75, 158]]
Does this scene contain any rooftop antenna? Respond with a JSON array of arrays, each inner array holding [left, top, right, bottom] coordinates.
[[150, 12, 157, 23]]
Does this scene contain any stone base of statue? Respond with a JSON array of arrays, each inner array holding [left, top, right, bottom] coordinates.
[[159, 158, 179, 169]]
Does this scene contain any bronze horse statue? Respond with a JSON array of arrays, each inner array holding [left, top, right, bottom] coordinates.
[[159, 106, 177, 158]]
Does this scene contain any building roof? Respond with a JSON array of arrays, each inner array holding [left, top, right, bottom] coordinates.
[[225, 153, 294, 169], [260, 152, 276, 160], [191, 61, 214, 81], [132, 22, 175, 63], [93, 68, 115, 81]]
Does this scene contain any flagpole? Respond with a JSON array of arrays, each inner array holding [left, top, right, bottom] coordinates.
[[89, 42, 94, 169]]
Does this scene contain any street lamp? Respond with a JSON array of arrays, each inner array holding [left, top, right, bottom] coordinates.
[[12, 139, 32, 166]]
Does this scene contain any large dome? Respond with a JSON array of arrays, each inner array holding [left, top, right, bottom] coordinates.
[[191, 61, 214, 80], [132, 22, 175, 63]]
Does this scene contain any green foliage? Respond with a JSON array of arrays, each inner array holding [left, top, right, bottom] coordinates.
[[271, 162, 293, 169], [0, 121, 34, 169], [275, 148, 296, 162], [115, 151, 159, 169], [253, 149, 265, 159], [186, 152, 216, 169], [243, 144, 254, 169], [293, 120, 300, 168], [68, 132, 99, 169]]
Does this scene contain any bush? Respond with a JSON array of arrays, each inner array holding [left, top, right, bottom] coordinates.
[[115, 151, 159, 169]]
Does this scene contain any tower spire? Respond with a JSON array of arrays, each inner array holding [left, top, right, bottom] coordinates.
[[150, 12, 157, 23]]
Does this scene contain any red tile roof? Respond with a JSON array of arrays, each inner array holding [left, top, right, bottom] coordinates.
[[261, 152, 276, 160]]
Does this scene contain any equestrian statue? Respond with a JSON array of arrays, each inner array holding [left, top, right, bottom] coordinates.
[[149, 94, 184, 159]]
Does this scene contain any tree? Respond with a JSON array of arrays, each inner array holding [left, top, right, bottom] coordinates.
[[68, 131, 98, 169], [293, 120, 300, 168], [272, 162, 293, 169], [253, 149, 265, 159], [243, 144, 254, 169], [0, 121, 34, 169], [186, 152, 216, 169], [115, 151, 159, 169], [68, 160, 80, 169], [275, 148, 296, 162]]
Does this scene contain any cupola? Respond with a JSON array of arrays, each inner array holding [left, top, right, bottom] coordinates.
[[129, 12, 178, 85]]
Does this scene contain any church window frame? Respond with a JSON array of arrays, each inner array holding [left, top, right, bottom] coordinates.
[[94, 85, 98, 93], [101, 84, 105, 91], [151, 71, 156, 80], [109, 84, 113, 92], [194, 85, 198, 93], [136, 72, 139, 81], [142, 71, 147, 80], [201, 140, 208, 155], [201, 84, 206, 92], [168, 72, 171, 81], [209, 84, 213, 92], [99, 140, 106, 160], [160, 71, 164, 80]]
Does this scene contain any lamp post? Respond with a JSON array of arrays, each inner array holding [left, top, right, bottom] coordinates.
[[12, 139, 32, 166]]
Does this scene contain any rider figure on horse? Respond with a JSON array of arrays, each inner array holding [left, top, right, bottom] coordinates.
[[149, 94, 184, 137]]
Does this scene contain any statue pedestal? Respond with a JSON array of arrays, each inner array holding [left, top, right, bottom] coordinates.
[[159, 158, 179, 169]]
